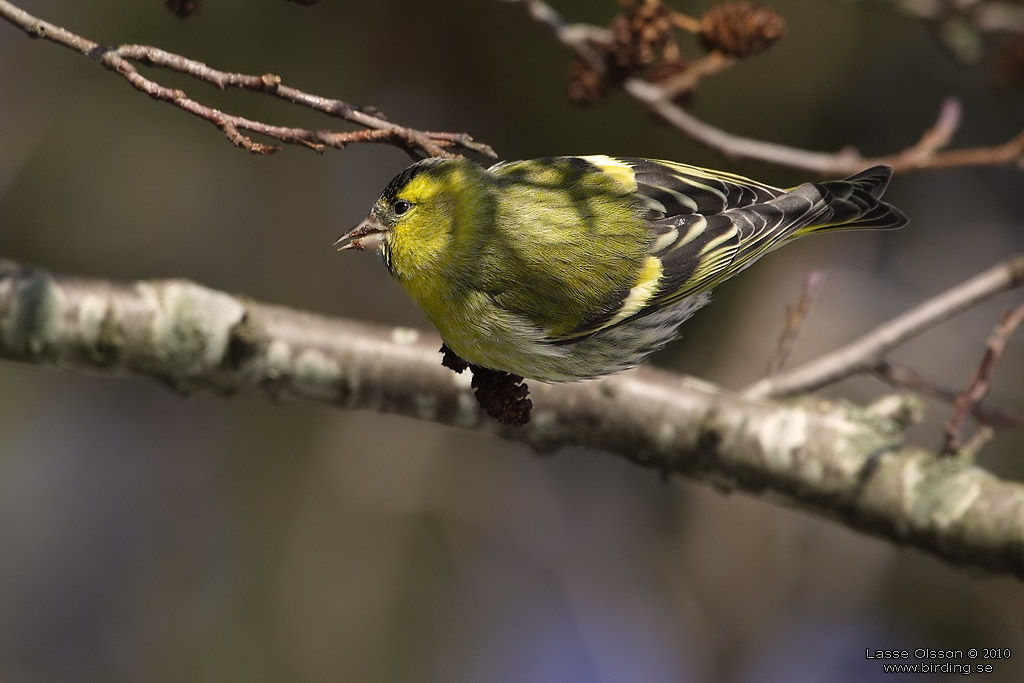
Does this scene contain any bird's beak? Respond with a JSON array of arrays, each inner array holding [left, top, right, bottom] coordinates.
[[335, 214, 387, 252]]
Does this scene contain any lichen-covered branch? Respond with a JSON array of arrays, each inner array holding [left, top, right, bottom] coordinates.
[[2, 259, 1024, 579], [0, 1, 495, 158]]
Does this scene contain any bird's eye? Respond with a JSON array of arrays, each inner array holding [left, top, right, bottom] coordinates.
[[393, 200, 412, 216]]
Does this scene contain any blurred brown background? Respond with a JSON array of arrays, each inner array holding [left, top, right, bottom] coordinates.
[[2, 1, 1023, 681]]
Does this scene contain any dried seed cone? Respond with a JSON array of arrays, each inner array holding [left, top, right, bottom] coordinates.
[[471, 368, 533, 426], [699, 2, 787, 58], [568, 55, 611, 105], [611, 0, 674, 69]]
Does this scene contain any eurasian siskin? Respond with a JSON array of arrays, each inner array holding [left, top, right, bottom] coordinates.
[[338, 155, 907, 382]]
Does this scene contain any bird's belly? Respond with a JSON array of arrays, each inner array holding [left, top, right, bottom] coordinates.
[[434, 292, 712, 382]]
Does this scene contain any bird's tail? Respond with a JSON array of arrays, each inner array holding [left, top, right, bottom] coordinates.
[[792, 165, 909, 236]]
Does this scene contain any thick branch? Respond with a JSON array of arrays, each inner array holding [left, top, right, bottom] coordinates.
[[746, 254, 1024, 398], [2, 260, 1024, 579], [0, 1, 495, 158]]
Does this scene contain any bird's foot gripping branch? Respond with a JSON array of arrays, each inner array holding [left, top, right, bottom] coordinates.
[[440, 344, 533, 426]]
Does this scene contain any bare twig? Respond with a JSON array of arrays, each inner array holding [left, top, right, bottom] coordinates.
[[669, 10, 701, 34], [874, 361, 1024, 432], [659, 50, 736, 100], [0, 1, 496, 159], [508, 0, 1024, 175], [943, 303, 1024, 452], [623, 77, 862, 173], [745, 254, 1024, 398], [960, 425, 997, 459], [766, 270, 826, 376], [4, 259, 1024, 578]]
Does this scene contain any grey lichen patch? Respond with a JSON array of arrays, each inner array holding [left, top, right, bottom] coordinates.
[[264, 339, 293, 381], [756, 407, 809, 473], [529, 408, 558, 433], [137, 281, 245, 375], [3, 271, 65, 358], [787, 400, 906, 481], [907, 457, 981, 531], [75, 292, 108, 342], [413, 392, 439, 421], [931, 477, 982, 530], [92, 307, 122, 365], [454, 392, 480, 428], [898, 455, 926, 513], [858, 394, 926, 435], [390, 327, 420, 345], [292, 347, 342, 400], [654, 421, 677, 454], [78, 293, 121, 366], [524, 409, 566, 455]]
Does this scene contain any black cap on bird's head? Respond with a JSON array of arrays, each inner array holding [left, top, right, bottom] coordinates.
[[378, 157, 447, 206], [335, 157, 451, 252]]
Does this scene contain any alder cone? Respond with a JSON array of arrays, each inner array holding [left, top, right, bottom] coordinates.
[[699, 2, 787, 58]]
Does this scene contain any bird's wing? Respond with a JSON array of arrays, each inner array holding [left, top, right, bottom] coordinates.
[[553, 157, 832, 340], [634, 161, 906, 308]]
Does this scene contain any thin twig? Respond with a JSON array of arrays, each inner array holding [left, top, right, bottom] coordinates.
[[890, 96, 962, 167], [766, 270, 826, 376], [0, 1, 496, 159], [509, 0, 1024, 175], [745, 254, 1024, 398], [874, 361, 1024, 432], [960, 425, 997, 459], [942, 303, 1024, 452], [659, 50, 736, 100], [669, 10, 701, 34]]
